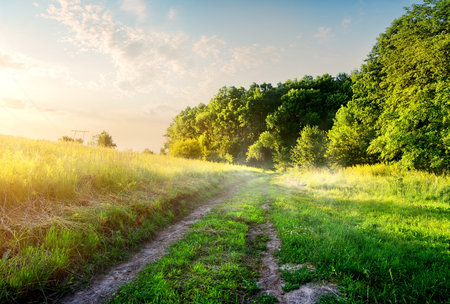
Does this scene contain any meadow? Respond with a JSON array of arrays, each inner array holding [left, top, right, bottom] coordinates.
[[1, 134, 448, 303], [110, 164, 449, 303], [0, 135, 252, 303], [271, 165, 449, 303]]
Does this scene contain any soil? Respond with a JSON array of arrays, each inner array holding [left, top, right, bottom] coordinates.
[[58, 177, 251, 304]]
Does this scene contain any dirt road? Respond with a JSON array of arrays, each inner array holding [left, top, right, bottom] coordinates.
[[58, 177, 251, 304]]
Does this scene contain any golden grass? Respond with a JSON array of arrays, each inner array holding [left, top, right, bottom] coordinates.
[[0, 134, 253, 302]]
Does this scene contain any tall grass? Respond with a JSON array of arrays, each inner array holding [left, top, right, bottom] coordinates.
[[0, 134, 251, 303], [271, 165, 449, 303]]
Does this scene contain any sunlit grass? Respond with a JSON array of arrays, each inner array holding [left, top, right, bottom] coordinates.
[[111, 176, 269, 304], [0, 134, 253, 302], [271, 165, 449, 303]]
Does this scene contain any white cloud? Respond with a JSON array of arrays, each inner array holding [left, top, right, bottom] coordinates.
[[143, 104, 178, 116], [192, 35, 225, 58], [342, 17, 352, 29], [43, 0, 191, 93], [314, 26, 333, 44], [0, 50, 33, 70], [0, 49, 76, 84], [121, 0, 146, 20], [0, 97, 27, 109], [42, 0, 281, 95], [33, 2, 39, 7], [168, 8, 176, 21], [222, 44, 280, 74]]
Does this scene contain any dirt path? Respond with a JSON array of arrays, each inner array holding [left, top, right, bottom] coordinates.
[[256, 203, 284, 302], [256, 203, 340, 304], [58, 176, 251, 304]]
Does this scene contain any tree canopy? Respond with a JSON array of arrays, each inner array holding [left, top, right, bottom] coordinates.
[[163, 0, 449, 173], [164, 74, 352, 166], [328, 0, 449, 172], [93, 131, 117, 148]]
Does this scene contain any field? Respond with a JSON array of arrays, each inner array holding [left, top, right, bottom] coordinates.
[[0, 135, 253, 303], [111, 166, 449, 304], [271, 166, 449, 303], [1, 135, 449, 303]]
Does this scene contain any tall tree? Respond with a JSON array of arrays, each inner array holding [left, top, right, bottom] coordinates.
[[328, 0, 449, 172]]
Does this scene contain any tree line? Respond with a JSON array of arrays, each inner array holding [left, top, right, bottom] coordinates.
[[164, 0, 448, 173]]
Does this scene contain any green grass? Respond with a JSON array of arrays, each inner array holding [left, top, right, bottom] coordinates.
[[270, 165, 449, 303], [0, 135, 254, 303], [2, 135, 448, 303], [281, 265, 315, 292], [111, 164, 449, 304], [111, 176, 270, 304]]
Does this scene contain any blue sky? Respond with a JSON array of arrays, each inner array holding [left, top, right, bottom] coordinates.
[[0, 0, 416, 152]]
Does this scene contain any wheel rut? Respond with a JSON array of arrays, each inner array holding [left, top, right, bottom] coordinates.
[[255, 203, 341, 304]]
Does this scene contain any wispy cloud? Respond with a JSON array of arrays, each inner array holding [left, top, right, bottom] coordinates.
[[342, 17, 352, 29], [0, 51, 33, 70], [314, 26, 333, 44], [192, 35, 225, 58], [0, 97, 27, 109], [0, 49, 77, 85], [43, 0, 191, 93], [42, 0, 280, 95], [168, 8, 177, 21], [222, 44, 280, 74], [143, 104, 178, 116], [121, 0, 146, 20]]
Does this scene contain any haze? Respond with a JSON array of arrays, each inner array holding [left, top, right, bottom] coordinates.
[[0, 0, 415, 152]]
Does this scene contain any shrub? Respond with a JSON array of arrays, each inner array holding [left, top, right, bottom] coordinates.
[[291, 125, 328, 167], [169, 139, 202, 159]]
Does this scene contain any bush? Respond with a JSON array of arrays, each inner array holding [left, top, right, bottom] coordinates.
[[326, 106, 376, 167], [291, 125, 328, 167], [169, 139, 202, 159]]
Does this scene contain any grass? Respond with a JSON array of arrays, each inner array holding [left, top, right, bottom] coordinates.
[[270, 165, 449, 303], [111, 176, 270, 304], [0, 134, 253, 303], [2, 134, 448, 303]]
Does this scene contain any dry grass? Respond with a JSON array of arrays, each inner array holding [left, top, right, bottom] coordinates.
[[0, 134, 253, 302]]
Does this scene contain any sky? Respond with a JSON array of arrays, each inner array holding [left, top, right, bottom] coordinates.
[[0, 0, 417, 152]]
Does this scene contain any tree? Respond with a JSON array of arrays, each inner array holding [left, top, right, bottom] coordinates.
[[169, 139, 202, 159], [329, 0, 449, 172], [291, 125, 328, 167], [93, 131, 116, 148]]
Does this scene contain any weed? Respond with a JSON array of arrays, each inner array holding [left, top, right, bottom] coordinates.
[[281, 265, 314, 292], [256, 293, 278, 304]]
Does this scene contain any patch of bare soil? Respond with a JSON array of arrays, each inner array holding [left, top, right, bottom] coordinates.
[[58, 176, 251, 304], [256, 203, 340, 304], [284, 283, 340, 304], [256, 220, 284, 302]]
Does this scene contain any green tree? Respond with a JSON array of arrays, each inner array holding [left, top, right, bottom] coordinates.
[[169, 139, 202, 159], [291, 125, 328, 167], [329, 0, 449, 172], [326, 106, 377, 166], [94, 131, 116, 148], [163, 75, 351, 167]]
